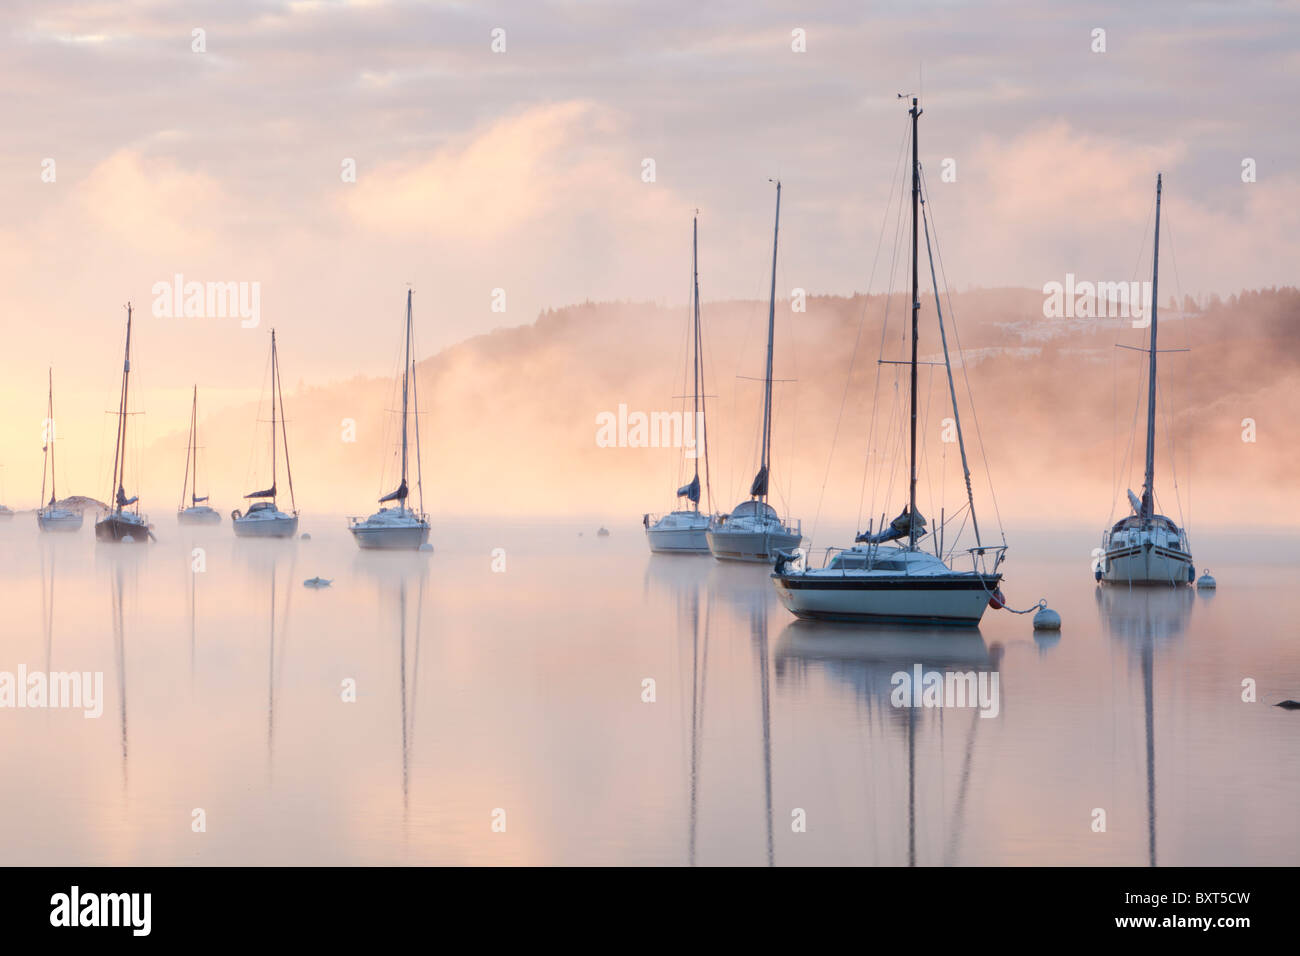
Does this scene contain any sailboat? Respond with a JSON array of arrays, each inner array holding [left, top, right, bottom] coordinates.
[[706, 182, 803, 562], [95, 304, 152, 543], [772, 99, 1003, 626], [349, 289, 430, 550], [232, 329, 299, 538], [37, 369, 83, 532], [1098, 175, 1195, 587], [177, 386, 221, 524], [645, 215, 715, 553]]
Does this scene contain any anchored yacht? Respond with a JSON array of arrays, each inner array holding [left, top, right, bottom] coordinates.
[[232, 330, 299, 538], [95, 304, 152, 543], [37, 369, 83, 532], [1098, 175, 1195, 587], [706, 182, 802, 563], [773, 98, 1004, 625], [645, 215, 716, 554], [349, 289, 431, 550]]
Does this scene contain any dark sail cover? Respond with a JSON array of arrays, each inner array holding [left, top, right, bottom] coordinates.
[[748, 466, 768, 498], [379, 479, 408, 504], [855, 505, 926, 544], [193, 494, 209, 504], [116, 486, 138, 508], [676, 475, 701, 503], [244, 483, 276, 499]]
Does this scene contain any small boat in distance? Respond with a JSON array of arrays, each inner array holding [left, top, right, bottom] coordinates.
[[707, 181, 802, 562], [95, 303, 152, 543], [37, 368, 83, 532], [348, 290, 430, 550], [645, 214, 716, 554], [177, 386, 221, 525], [1098, 174, 1195, 587], [232, 329, 299, 538], [772, 99, 1003, 626]]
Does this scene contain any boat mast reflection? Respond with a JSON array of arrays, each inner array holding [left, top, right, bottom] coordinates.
[[1096, 586, 1193, 867]]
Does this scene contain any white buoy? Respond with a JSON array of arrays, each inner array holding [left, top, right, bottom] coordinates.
[[300, 532, 311, 541], [121, 535, 134, 543], [419, 542, 434, 553], [1032, 604, 1061, 631], [1196, 569, 1216, 590]]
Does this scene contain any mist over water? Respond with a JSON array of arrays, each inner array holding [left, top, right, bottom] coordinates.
[[0, 516, 1296, 865]]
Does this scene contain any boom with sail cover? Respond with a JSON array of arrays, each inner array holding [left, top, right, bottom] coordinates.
[[379, 479, 409, 504]]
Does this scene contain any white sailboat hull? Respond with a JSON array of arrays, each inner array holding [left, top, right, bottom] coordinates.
[[1101, 540, 1193, 586], [647, 526, 710, 553], [178, 506, 222, 525], [350, 523, 430, 550], [645, 511, 712, 553], [233, 512, 298, 538], [38, 509, 83, 532], [773, 572, 998, 626], [707, 527, 802, 563]]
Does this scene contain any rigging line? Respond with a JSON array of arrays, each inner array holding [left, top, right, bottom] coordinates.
[[670, 248, 694, 502], [274, 339, 298, 512], [922, 195, 982, 548], [811, 113, 910, 549], [859, 131, 913, 531], [244, 346, 273, 493], [919, 166, 1003, 539], [410, 315, 426, 517], [1110, 186, 1158, 520]]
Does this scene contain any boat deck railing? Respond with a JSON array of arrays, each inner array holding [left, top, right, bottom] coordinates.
[[788, 540, 1006, 576]]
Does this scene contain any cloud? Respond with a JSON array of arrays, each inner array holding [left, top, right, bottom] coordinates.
[[343, 100, 686, 244]]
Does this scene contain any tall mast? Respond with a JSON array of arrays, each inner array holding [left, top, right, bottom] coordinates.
[[690, 216, 701, 513], [270, 329, 278, 504], [758, 180, 781, 504], [908, 98, 921, 548], [45, 368, 55, 505], [273, 331, 297, 514], [401, 289, 412, 511], [109, 304, 134, 512], [190, 386, 199, 505], [1141, 173, 1162, 519]]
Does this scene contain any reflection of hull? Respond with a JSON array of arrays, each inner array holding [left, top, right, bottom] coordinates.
[[774, 621, 994, 704], [351, 524, 430, 550], [707, 528, 801, 563], [776, 623, 991, 665], [1101, 543, 1192, 586], [38, 509, 83, 532], [95, 513, 149, 542], [233, 513, 298, 538], [774, 573, 999, 626], [1096, 585, 1193, 642]]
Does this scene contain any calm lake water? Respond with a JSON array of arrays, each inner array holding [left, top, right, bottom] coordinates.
[[0, 515, 1296, 865]]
